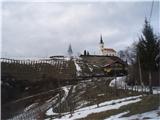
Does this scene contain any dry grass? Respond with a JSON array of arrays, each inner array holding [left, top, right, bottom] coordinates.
[[76, 78, 141, 107]]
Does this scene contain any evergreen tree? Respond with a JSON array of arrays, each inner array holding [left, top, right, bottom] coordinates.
[[84, 50, 87, 56], [137, 19, 159, 94], [68, 44, 73, 57]]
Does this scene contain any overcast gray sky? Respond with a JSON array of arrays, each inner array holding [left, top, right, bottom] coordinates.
[[1, 1, 159, 58]]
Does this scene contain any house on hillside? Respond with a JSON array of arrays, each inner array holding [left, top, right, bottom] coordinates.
[[80, 55, 128, 77], [102, 58, 128, 76]]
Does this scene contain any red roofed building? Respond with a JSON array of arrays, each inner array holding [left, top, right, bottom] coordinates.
[[99, 35, 117, 56]]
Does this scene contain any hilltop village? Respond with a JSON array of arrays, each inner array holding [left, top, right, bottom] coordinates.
[[2, 34, 159, 120], [1, 36, 128, 119], [1, 35, 159, 120]]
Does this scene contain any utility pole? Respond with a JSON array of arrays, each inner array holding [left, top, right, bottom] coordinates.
[[114, 64, 118, 96], [149, 71, 153, 94], [138, 55, 144, 92], [58, 61, 62, 118]]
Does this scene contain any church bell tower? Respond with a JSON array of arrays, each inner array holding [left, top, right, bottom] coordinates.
[[99, 34, 104, 50]]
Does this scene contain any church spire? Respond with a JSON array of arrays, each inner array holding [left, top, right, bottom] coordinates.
[[100, 34, 104, 44]]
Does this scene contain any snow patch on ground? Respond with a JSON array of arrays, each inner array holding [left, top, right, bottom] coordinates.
[[46, 86, 71, 116], [152, 87, 160, 94], [72, 85, 76, 93], [45, 97, 59, 116], [46, 100, 59, 116], [87, 64, 93, 72], [104, 111, 129, 120], [98, 93, 105, 96], [64, 56, 71, 61], [61, 86, 70, 103], [99, 95, 142, 107], [119, 109, 160, 120], [93, 65, 99, 67], [104, 107, 160, 120], [52, 95, 142, 120], [109, 76, 127, 89], [74, 60, 82, 76], [76, 101, 90, 109], [24, 103, 38, 112], [89, 67, 93, 72]]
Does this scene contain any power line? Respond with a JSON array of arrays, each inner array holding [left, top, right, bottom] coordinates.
[[149, 0, 154, 22]]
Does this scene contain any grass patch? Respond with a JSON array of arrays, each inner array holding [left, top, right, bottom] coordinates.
[[122, 94, 160, 116]]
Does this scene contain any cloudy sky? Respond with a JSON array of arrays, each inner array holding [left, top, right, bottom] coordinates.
[[1, 1, 159, 58]]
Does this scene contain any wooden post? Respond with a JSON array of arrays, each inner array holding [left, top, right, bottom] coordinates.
[[149, 71, 153, 94], [138, 56, 144, 92]]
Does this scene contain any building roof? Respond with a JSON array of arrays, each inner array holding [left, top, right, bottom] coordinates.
[[102, 48, 116, 52], [103, 60, 126, 67]]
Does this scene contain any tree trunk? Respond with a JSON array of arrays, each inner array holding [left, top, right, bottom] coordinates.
[[149, 71, 153, 94]]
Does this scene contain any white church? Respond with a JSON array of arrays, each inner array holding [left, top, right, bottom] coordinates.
[[99, 35, 117, 56]]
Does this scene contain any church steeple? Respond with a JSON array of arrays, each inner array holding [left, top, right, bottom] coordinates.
[[100, 34, 104, 44], [99, 34, 104, 51]]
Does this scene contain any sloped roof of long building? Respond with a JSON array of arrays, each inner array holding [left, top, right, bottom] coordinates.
[[102, 48, 116, 52]]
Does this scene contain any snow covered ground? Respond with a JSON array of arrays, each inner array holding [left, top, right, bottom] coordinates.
[[105, 109, 160, 120], [152, 87, 160, 94], [121, 109, 160, 120], [45, 95, 142, 120]]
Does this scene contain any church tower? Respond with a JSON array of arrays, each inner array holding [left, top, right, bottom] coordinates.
[[99, 34, 104, 50], [98, 34, 117, 56]]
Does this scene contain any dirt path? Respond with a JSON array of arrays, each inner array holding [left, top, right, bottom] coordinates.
[[8, 88, 61, 105]]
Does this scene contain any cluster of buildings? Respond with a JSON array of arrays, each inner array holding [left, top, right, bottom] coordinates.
[[80, 35, 127, 76]]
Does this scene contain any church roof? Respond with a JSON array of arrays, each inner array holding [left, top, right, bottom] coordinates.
[[102, 48, 116, 52]]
